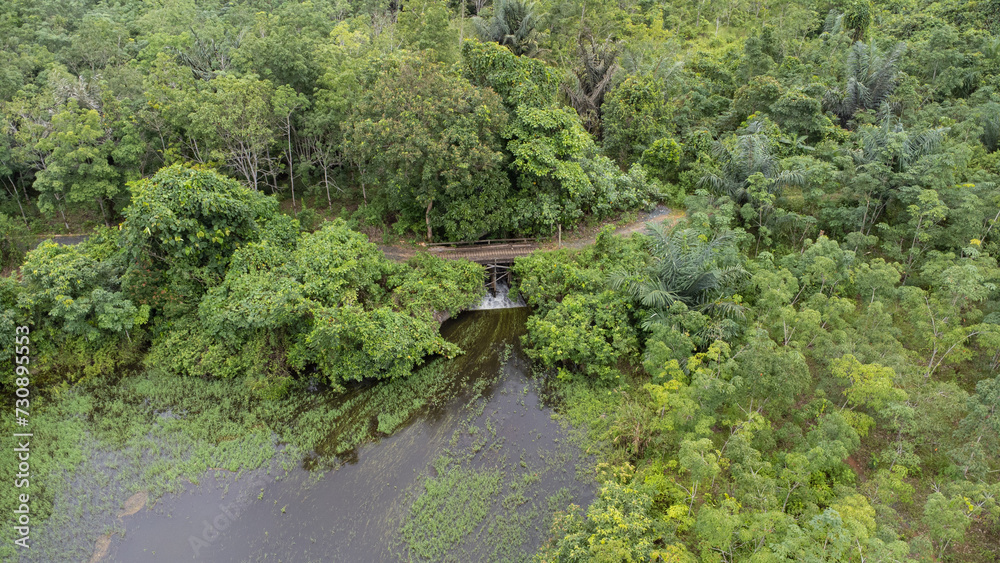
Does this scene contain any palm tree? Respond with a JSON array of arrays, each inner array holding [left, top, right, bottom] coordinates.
[[564, 33, 621, 137], [474, 0, 541, 58], [611, 224, 747, 330], [698, 120, 804, 206], [823, 41, 906, 127]]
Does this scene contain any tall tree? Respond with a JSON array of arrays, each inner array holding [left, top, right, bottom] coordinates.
[[602, 74, 669, 167], [698, 120, 803, 206], [32, 99, 120, 227], [119, 164, 281, 311], [344, 58, 509, 241], [273, 86, 308, 211], [564, 33, 621, 137], [191, 74, 281, 192], [611, 224, 747, 326]]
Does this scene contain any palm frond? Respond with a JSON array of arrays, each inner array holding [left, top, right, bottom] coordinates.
[[612, 226, 745, 323], [475, 0, 541, 57], [824, 41, 905, 127]]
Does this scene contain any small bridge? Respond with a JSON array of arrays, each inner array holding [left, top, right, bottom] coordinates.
[[426, 239, 538, 293], [425, 238, 537, 265]]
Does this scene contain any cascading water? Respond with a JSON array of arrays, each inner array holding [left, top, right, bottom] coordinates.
[[469, 282, 526, 310]]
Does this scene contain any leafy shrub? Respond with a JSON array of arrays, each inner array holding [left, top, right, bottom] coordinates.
[[153, 220, 483, 391], [538, 481, 693, 563], [523, 290, 638, 383], [391, 252, 486, 319]]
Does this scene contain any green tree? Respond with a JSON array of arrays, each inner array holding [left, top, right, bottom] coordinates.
[[832, 354, 908, 437], [830, 114, 948, 238], [461, 39, 558, 111], [32, 99, 120, 226], [398, 0, 458, 64], [611, 224, 746, 329], [64, 15, 131, 73], [832, 354, 907, 411], [523, 290, 638, 383], [285, 223, 473, 388], [900, 251, 998, 380], [190, 74, 283, 192], [951, 373, 1000, 478], [272, 86, 308, 212], [504, 104, 598, 231], [699, 120, 803, 207], [18, 235, 146, 344], [905, 24, 976, 101], [602, 75, 669, 167], [823, 41, 906, 128], [679, 438, 721, 510], [344, 58, 509, 241], [563, 34, 621, 137], [119, 165, 281, 313], [922, 488, 978, 559], [231, 3, 332, 94], [307, 21, 371, 207], [843, 0, 873, 42]]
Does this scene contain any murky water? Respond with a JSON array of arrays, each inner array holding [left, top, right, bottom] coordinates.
[[105, 308, 593, 563]]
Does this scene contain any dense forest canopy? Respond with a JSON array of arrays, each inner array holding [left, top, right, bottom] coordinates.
[[0, 0, 998, 248], [1, 0, 1000, 561]]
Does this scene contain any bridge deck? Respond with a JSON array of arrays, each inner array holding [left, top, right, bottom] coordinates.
[[429, 243, 537, 264]]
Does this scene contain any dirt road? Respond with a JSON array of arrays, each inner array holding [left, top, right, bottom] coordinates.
[[377, 205, 685, 262]]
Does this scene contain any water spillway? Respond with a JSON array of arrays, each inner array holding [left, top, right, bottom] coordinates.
[[469, 282, 526, 310]]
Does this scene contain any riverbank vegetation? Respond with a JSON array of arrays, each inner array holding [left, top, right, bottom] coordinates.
[[522, 213, 999, 561], [11, 165, 485, 395], [519, 214, 999, 560], [0, 165, 485, 559], [2, 0, 1000, 561]]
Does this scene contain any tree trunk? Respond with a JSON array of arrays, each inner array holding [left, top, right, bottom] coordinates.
[[96, 196, 110, 228], [59, 204, 69, 231], [323, 165, 332, 209], [3, 177, 27, 225], [425, 199, 433, 242], [286, 117, 296, 212]]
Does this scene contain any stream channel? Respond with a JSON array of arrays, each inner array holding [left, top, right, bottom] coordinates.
[[102, 302, 594, 562]]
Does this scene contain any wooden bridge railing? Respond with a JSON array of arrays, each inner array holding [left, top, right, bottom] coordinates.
[[423, 237, 537, 248]]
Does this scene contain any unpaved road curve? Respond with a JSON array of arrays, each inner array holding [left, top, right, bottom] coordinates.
[[377, 205, 685, 262]]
